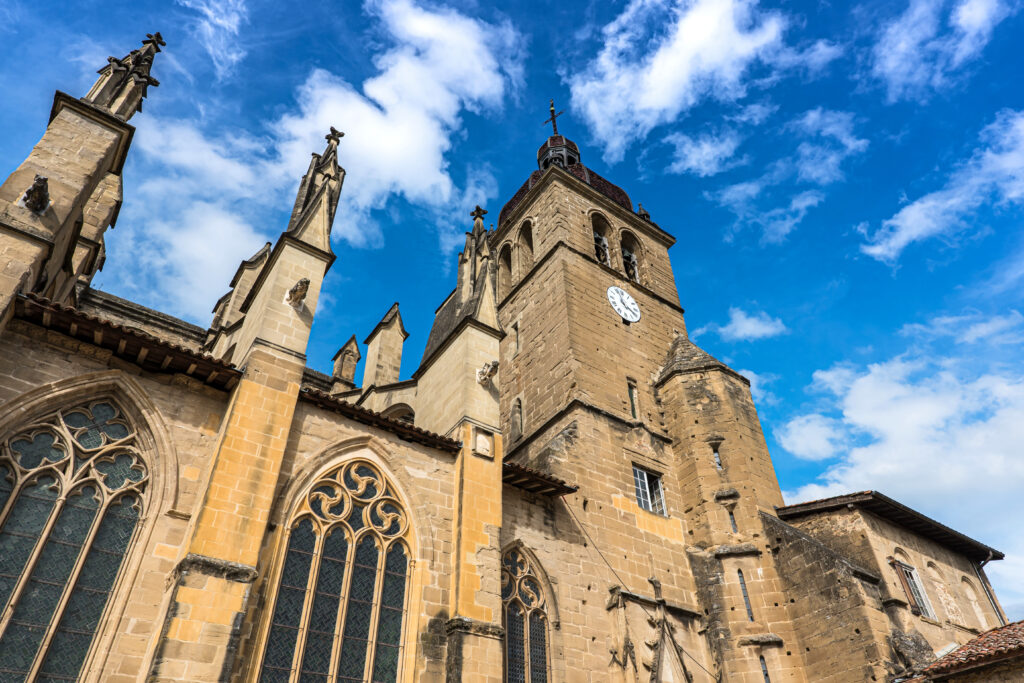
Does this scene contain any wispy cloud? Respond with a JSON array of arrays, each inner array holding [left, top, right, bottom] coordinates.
[[900, 310, 1024, 344], [567, 0, 838, 163], [665, 129, 744, 176], [872, 0, 1015, 102], [110, 0, 522, 320], [790, 108, 868, 185], [177, 0, 250, 80], [860, 109, 1024, 263], [694, 306, 788, 341]]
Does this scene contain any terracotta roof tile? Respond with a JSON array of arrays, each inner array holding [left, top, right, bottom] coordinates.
[[922, 619, 1024, 676]]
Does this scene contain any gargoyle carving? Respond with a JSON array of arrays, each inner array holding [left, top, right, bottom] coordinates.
[[22, 175, 49, 213], [286, 278, 310, 308], [476, 360, 499, 385]]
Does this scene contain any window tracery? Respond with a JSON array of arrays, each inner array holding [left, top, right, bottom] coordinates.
[[0, 399, 147, 681], [502, 547, 549, 683], [258, 460, 411, 683]]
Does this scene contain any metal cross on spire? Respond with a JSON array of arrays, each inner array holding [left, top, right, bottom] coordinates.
[[543, 99, 564, 136]]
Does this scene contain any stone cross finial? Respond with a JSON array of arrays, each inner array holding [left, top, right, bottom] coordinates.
[[325, 127, 344, 146], [470, 205, 487, 220], [143, 32, 166, 50], [544, 98, 564, 136]]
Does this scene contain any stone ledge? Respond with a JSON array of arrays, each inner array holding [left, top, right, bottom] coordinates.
[[714, 488, 740, 502], [445, 617, 504, 639], [174, 553, 258, 584], [714, 543, 760, 558], [737, 633, 784, 647]]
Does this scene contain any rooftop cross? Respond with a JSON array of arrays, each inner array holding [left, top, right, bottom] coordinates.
[[470, 205, 488, 220], [143, 32, 166, 50], [325, 127, 345, 146], [543, 99, 564, 136]]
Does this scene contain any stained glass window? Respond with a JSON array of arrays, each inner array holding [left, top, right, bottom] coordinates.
[[258, 460, 410, 683], [0, 399, 146, 682], [502, 547, 549, 683]]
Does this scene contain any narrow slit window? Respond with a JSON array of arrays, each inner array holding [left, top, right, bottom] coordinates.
[[760, 656, 772, 683], [727, 508, 739, 533], [627, 381, 638, 419], [738, 570, 755, 621], [713, 446, 723, 470], [512, 323, 520, 355], [632, 466, 666, 516]]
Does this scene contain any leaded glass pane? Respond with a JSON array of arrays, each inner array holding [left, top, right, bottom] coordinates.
[[505, 603, 525, 683], [63, 402, 128, 449], [298, 528, 348, 682], [94, 453, 144, 491], [529, 613, 547, 683], [0, 463, 12, 514], [39, 493, 140, 681], [371, 544, 407, 683], [0, 485, 99, 679], [336, 536, 379, 682], [0, 477, 59, 612], [261, 519, 316, 682]]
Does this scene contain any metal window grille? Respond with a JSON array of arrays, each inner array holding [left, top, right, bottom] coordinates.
[[632, 466, 666, 516], [738, 570, 755, 622], [0, 399, 146, 681], [258, 461, 410, 683], [502, 548, 549, 683]]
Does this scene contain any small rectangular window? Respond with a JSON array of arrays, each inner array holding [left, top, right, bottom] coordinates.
[[627, 381, 638, 419], [892, 560, 936, 619], [632, 466, 666, 515]]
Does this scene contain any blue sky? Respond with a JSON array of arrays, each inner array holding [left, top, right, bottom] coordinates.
[[2, 0, 1023, 617]]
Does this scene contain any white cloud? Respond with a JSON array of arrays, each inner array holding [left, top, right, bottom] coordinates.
[[872, 0, 1014, 102], [737, 367, 779, 404], [107, 0, 521, 321], [861, 109, 1024, 263], [726, 102, 778, 125], [177, 0, 249, 80], [756, 189, 824, 243], [665, 130, 744, 176], [568, 0, 785, 163], [783, 353, 1024, 618], [790, 108, 869, 185], [901, 310, 1024, 344], [776, 413, 846, 460], [694, 306, 788, 341]]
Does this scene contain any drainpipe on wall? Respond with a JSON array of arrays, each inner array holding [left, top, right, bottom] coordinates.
[[975, 551, 1006, 627]]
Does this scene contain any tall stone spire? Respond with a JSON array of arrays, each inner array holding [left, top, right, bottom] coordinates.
[[284, 127, 346, 250], [82, 32, 165, 121]]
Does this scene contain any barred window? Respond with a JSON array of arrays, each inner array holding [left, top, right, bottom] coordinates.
[[502, 548, 549, 683], [258, 460, 410, 683], [0, 399, 146, 681]]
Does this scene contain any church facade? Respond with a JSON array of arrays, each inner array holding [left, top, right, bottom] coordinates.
[[0, 35, 1011, 683]]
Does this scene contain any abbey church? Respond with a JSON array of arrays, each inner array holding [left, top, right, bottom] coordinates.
[[0, 34, 1018, 683]]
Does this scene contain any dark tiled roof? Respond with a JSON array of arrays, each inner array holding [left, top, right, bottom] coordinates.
[[498, 163, 632, 227], [502, 461, 578, 496], [299, 388, 461, 453], [777, 491, 1003, 563], [536, 135, 579, 158], [922, 619, 1024, 676], [15, 293, 240, 391]]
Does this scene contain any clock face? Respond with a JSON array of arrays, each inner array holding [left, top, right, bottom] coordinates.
[[607, 286, 641, 322]]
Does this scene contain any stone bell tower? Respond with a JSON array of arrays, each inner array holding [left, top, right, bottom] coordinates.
[[493, 105, 806, 681], [0, 33, 164, 324]]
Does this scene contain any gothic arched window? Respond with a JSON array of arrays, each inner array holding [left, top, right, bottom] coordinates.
[[592, 215, 611, 267], [518, 222, 534, 274], [258, 460, 411, 683], [499, 244, 513, 300], [502, 547, 549, 683], [0, 399, 147, 680]]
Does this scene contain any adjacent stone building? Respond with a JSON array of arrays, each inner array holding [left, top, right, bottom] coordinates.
[[0, 36, 1011, 683]]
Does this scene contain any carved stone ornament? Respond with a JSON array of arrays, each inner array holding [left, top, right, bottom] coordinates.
[[285, 278, 310, 308], [22, 174, 49, 213], [476, 360, 499, 385]]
